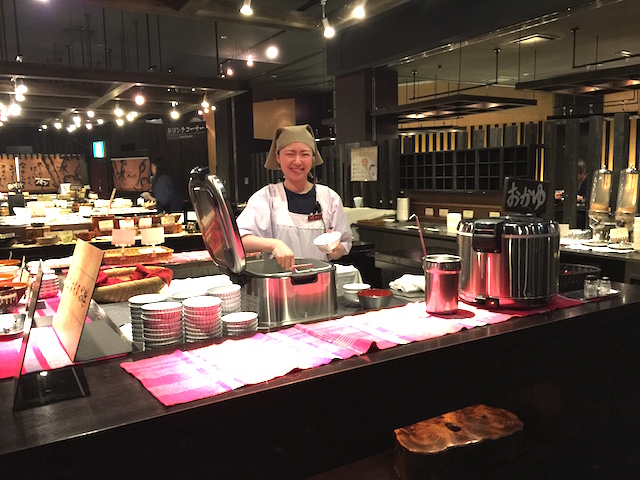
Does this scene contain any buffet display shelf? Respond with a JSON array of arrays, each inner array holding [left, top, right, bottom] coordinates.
[[1, 283, 639, 478]]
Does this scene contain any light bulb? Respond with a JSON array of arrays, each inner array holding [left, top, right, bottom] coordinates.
[[54, 121, 62, 129], [73, 115, 81, 125], [247, 55, 253, 67], [226, 66, 234, 76], [323, 18, 335, 38], [87, 110, 95, 118], [114, 103, 123, 117], [15, 81, 27, 94], [8, 103, 20, 116], [240, 1, 252, 16], [85, 123, 93, 130], [201, 98, 209, 108], [41, 124, 47, 130], [266, 46, 278, 59], [97, 118, 104, 125], [353, 5, 365, 19], [15, 92, 25, 102], [170, 109, 180, 119], [116, 118, 124, 126], [135, 93, 145, 105]]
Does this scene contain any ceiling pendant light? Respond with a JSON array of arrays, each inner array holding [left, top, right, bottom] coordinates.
[[14, 79, 27, 94], [240, 0, 253, 16], [246, 55, 253, 67]]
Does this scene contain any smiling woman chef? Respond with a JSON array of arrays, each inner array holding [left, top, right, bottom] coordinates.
[[236, 124, 352, 270]]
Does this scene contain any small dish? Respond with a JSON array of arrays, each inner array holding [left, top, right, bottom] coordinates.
[[343, 283, 371, 306]]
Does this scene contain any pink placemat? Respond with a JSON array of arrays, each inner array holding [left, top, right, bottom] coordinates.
[[121, 295, 584, 406]]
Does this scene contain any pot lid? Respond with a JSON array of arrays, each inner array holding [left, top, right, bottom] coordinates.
[[188, 167, 245, 275]]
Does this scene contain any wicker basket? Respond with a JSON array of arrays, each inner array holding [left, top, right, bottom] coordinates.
[[559, 263, 602, 293], [92, 266, 168, 303]]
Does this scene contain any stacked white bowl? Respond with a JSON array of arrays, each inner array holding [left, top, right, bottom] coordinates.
[[342, 283, 371, 306], [206, 284, 242, 315], [140, 301, 183, 350], [182, 295, 223, 342], [128, 293, 168, 347], [39, 273, 60, 299], [221, 311, 258, 337]]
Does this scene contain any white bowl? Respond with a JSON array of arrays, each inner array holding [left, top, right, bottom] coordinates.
[[313, 231, 342, 254], [342, 282, 371, 306]]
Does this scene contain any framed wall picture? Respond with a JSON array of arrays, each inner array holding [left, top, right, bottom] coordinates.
[[350, 146, 378, 182], [111, 156, 151, 192]]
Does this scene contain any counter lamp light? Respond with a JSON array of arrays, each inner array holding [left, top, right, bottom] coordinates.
[[240, 0, 252, 16]]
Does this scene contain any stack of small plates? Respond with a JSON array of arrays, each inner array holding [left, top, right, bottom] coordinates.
[[170, 290, 207, 302], [141, 301, 183, 350], [128, 293, 168, 347], [182, 296, 223, 343], [39, 273, 60, 299], [221, 311, 259, 337], [206, 284, 242, 315]]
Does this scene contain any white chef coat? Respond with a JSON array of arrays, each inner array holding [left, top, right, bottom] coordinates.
[[236, 183, 352, 260]]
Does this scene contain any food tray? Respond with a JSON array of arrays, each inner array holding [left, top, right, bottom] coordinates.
[[92, 266, 169, 303], [102, 246, 173, 266], [559, 263, 602, 293]]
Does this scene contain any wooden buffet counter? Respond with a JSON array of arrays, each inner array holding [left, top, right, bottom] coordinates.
[[1, 284, 640, 478]]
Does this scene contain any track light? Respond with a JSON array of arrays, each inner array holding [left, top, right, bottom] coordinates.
[[87, 110, 95, 118], [85, 123, 93, 130], [15, 92, 25, 102], [240, 0, 252, 16], [114, 102, 123, 117], [322, 18, 335, 38], [247, 55, 254, 67], [201, 97, 209, 108], [54, 121, 62, 129], [353, 4, 365, 19], [8, 101, 20, 116], [226, 65, 234, 76], [135, 91, 145, 105], [116, 118, 124, 126]]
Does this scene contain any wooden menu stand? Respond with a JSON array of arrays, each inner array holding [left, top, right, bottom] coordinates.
[[394, 404, 524, 480]]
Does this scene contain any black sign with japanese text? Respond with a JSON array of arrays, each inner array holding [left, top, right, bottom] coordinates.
[[502, 177, 550, 217], [167, 122, 206, 140]]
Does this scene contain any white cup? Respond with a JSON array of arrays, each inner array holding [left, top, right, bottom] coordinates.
[[353, 196, 364, 208]]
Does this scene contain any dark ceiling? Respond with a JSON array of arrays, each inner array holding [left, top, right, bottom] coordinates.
[[0, 0, 638, 129]]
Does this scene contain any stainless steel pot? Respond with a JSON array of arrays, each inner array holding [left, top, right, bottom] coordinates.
[[188, 167, 338, 329], [243, 257, 336, 328], [457, 215, 560, 308]]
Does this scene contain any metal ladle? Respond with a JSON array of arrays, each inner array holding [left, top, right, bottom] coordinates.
[[409, 213, 428, 259]]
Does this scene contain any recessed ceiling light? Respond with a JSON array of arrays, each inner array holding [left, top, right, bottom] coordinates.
[[509, 34, 558, 45]]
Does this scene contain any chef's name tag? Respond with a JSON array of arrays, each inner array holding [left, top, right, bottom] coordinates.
[[307, 213, 322, 222]]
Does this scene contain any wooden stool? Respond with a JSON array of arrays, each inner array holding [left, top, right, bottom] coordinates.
[[394, 404, 524, 480]]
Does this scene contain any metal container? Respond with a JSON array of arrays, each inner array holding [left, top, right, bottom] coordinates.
[[188, 167, 337, 329], [423, 254, 461, 314], [457, 215, 559, 308]]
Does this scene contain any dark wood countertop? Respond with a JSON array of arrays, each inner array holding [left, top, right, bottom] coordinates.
[[2, 283, 640, 477]]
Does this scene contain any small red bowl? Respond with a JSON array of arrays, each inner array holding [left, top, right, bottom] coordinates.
[[357, 288, 393, 310]]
